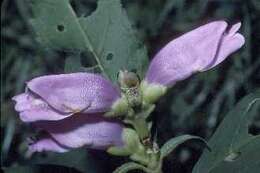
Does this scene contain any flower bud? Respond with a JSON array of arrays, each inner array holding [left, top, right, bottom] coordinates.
[[118, 70, 140, 88], [107, 128, 144, 156], [105, 96, 129, 117], [118, 70, 142, 108], [140, 81, 167, 104]]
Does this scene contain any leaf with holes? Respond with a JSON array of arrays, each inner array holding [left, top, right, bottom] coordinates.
[[64, 52, 100, 73], [30, 0, 148, 81], [30, 0, 91, 51], [160, 135, 209, 159], [193, 90, 260, 173]]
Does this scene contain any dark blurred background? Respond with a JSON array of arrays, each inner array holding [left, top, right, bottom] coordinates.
[[1, 0, 260, 173]]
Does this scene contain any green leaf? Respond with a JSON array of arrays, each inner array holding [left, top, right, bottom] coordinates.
[[193, 90, 260, 173], [64, 52, 98, 73], [160, 134, 209, 159], [4, 166, 40, 173], [30, 0, 148, 81], [3, 165, 80, 173], [30, 0, 91, 51], [64, 52, 82, 73], [32, 148, 99, 173], [112, 162, 150, 173]]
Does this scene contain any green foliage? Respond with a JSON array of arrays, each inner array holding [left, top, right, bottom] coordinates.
[[193, 90, 260, 173], [30, 0, 148, 81], [2, 0, 260, 173], [160, 135, 209, 159], [4, 166, 41, 173], [112, 162, 150, 173], [30, 0, 90, 51], [32, 148, 99, 173]]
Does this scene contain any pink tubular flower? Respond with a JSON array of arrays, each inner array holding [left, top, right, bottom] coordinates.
[[145, 21, 245, 87], [13, 73, 121, 122], [12, 73, 125, 152], [28, 114, 124, 153]]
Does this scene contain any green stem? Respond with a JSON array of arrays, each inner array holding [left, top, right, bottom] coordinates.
[[125, 104, 155, 141], [132, 117, 150, 140]]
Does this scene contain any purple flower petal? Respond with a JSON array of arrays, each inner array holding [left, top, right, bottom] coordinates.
[[28, 137, 68, 153], [34, 114, 124, 150], [145, 21, 245, 86], [13, 93, 71, 122], [27, 73, 120, 114], [203, 23, 245, 70]]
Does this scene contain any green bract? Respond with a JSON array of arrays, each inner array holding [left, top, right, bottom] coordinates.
[[105, 96, 129, 117], [140, 81, 167, 104], [107, 128, 143, 156]]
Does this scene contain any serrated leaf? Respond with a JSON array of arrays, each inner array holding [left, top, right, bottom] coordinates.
[[113, 162, 150, 173], [32, 148, 99, 173], [30, 0, 148, 81], [160, 135, 209, 159], [193, 90, 260, 173]]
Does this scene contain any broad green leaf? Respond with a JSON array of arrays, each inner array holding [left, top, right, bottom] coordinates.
[[30, 0, 91, 51], [193, 90, 260, 173], [64, 53, 83, 73], [32, 148, 99, 173], [30, 0, 148, 81], [3, 165, 78, 173], [4, 166, 40, 173], [160, 135, 209, 159], [79, 0, 148, 81], [112, 162, 150, 173]]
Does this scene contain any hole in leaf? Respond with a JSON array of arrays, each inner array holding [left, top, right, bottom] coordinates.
[[106, 53, 113, 61], [80, 52, 96, 68], [57, 25, 65, 32], [70, 0, 97, 17]]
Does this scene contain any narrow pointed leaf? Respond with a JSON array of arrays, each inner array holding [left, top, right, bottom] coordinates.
[[193, 90, 260, 173], [113, 162, 150, 173], [160, 134, 209, 159]]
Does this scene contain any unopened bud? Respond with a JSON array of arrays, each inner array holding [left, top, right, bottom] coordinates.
[[118, 70, 140, 89], [107, 128, 144, 156], [105, 96, 129, 117], [140, 81, 167, 104]]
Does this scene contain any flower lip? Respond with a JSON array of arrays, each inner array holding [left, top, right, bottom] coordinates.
[[12, 92, 72, 122], [27, 136, 69, 154], [227, 22, 241, 36]]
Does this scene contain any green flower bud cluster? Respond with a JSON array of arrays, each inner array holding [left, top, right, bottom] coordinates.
[[106, 70, 167, 172], [108, 128, 160, 170], [106, 70, 167, 118]]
